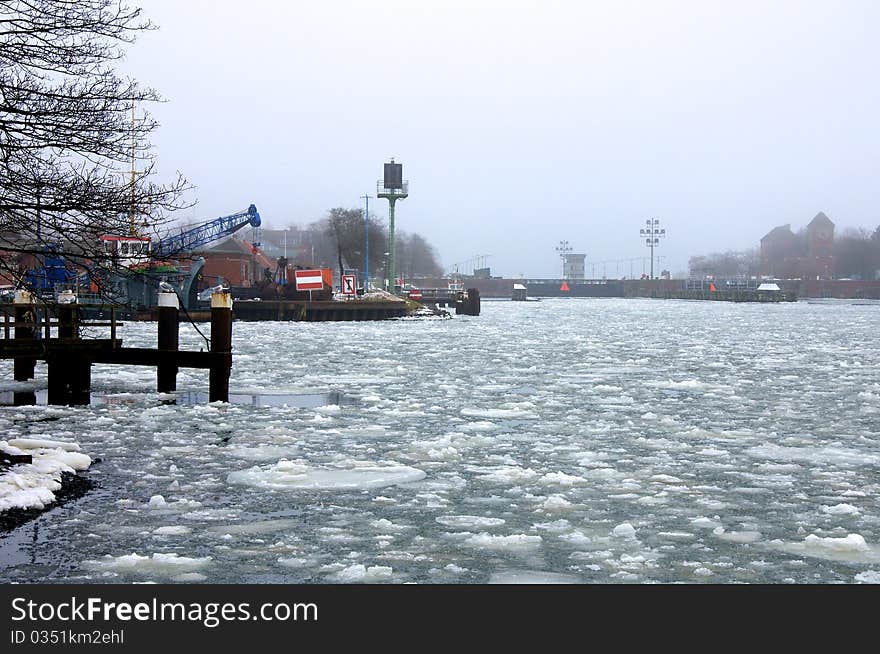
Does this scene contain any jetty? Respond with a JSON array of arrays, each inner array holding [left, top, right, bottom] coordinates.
[[0, 290, 234, 406]]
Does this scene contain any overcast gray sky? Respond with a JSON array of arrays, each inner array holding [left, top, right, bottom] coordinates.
[[123, 0, 880, 278]]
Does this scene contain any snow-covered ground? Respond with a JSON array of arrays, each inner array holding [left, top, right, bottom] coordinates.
[[1, 298, 878, 583], [1, 438, 92, 512]]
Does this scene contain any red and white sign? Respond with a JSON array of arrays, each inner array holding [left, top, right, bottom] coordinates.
[[294, 269, 324, 291], [341, 274, 357, 296], [408, 288, 422, 301]]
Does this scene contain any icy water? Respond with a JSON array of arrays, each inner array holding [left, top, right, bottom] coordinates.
[[2, 298, 879, 584]]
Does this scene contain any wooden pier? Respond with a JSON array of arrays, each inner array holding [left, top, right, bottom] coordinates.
[[0, 290, 233, 406]]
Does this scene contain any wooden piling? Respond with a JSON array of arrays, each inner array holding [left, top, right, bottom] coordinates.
[[456, 288, 481, 316], [57, 304, 77, 338], [68, 355, 91, 406], [46, 356, 66, 405], [157, 292, 180, 393], [47, 300, 91, 406], [208, 291, 233, 403], [13, 291, 35, 381]]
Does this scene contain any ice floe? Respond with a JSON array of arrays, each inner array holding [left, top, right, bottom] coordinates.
[[226, 460, 426, 491]]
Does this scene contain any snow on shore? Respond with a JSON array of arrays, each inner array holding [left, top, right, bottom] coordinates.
[[0, 438, 92, 513]]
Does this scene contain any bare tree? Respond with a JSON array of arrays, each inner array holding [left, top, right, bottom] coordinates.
[[323, 207, 364, 282], [396, 231, 444, 279], [0, 0, 189, 291]]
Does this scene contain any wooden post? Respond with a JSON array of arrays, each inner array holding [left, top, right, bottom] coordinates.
[[46, 355, 67, 405], [13, 290, 36, 381], [157, 291, 180, 393], [48, 296, 89, 406], [68, 356, 91, 406], [209, 290, 232, 403], [57, 303, 77, 339]]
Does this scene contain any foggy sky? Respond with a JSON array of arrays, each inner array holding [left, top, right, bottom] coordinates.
[[122, 0, 880, 278]]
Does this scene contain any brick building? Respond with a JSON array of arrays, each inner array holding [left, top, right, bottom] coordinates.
[[760, 212, 835, 279], [197, 236, 278, 288]]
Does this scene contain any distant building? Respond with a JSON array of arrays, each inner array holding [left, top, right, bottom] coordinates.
[[805, 211, 834, 279], [563, 253, 585, 279], [760, 212, 835, 279], [760, 224, 800, 278], [197, 236, 278, 288]]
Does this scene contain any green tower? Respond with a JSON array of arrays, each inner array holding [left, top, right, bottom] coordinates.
[[377, 159, 408, 292]]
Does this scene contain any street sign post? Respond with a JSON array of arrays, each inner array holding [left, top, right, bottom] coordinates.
[[341, 274, 356, 298], [295, 269, 324, 302]]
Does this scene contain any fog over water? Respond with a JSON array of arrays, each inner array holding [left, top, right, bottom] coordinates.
[[123, 0, 880, 277], [2, 299, 878, 583]]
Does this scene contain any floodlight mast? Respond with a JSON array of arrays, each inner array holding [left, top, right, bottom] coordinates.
[[638, 219, 666, 279]]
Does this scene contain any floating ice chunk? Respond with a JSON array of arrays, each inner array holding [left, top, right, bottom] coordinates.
[[153, 525, 191, 536], [612, 523, 637, 539], [768, 533, 880, 564], [462, 533, 543, 552], [435, 515, 505, 529], [332, 564, 393, 582], [227, 460, 426, 491], [488, 570, 579, 584], [690, 516, 722, 529], [660, 379, 708, 391], [805, 533, 869, 554], [370, 518, 409, 532], [649, 474, 685, 485], [83, 553, 211, 577], [540, 472, 588, 486], [558, 531, 592, 547], [315, 404, 341, 414], [532, 519, 572, 534], [712, 527, 762, 544], [148, 495, 167, 507], [436, 515, 506, 530], [7, 438, 81, 452], [541, 495, 573, 512], [206, 519, 299, 535], [821, 503, 860, 516], [855, 571, 880, 584], [460, 408, 539, 420], [745, 445, 880, 466], [477, 467, 539, 485]]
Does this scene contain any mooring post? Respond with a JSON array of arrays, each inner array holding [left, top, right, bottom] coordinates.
[[68, 355, 91, 406], [57, 298, 77, 339], [51, 295, 90, 406], [13, 290, 36, 381], [157, 291, 180, 393], [208, 290, 232, 403], [46, 355, 67, 405]]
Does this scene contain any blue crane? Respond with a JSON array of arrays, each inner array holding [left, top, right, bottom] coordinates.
[[152, 204, 261, 258]]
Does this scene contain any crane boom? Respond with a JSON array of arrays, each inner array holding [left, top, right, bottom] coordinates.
[[153, 204, 261, 258]]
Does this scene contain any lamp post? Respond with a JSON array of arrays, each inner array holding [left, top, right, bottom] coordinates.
[[555, 240, 572, 278], [639, 219, 666, 279], [361, 194, 372, 292]]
